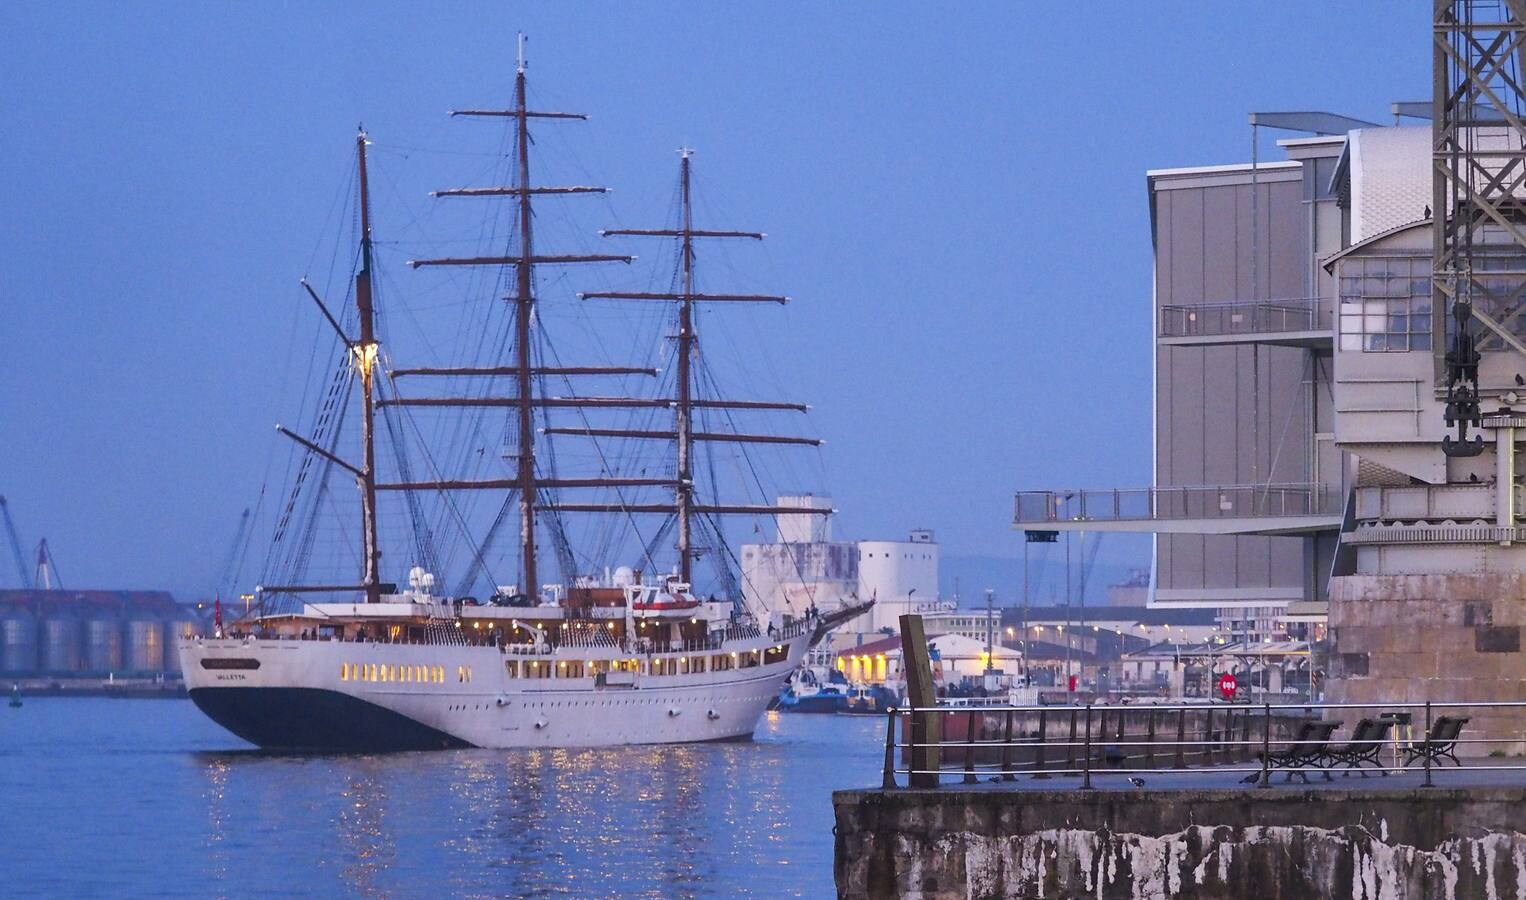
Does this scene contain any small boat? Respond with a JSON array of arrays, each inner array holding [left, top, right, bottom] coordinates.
[[776, 666, 848, 714], [842, 683, 898, 716], [8, 685, 21, 708]]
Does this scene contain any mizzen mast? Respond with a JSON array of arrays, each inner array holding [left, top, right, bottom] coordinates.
[[577, 150, 827, 587]]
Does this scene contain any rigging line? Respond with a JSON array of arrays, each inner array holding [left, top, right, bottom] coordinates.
[[1260, 352, 1313, 502], [389, 372, 503, 595], [375, 375, 442, 576], [698, 355, 821, 610], [539, 329, 661, 576]]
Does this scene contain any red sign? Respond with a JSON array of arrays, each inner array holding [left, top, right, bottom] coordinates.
[[1218, 672, 1239, 700], [1068, 675, 1078, 693]]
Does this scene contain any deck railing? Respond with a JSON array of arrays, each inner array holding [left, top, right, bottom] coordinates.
[[1013, 483, 1341, 525], [878, 699, 1521, 790], [1159, 297, 1325, 338]]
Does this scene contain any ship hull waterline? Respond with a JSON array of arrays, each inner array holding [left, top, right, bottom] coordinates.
[[180, 632, 812, 751]]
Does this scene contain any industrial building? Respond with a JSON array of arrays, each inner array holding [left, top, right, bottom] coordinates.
[[0, 590, 203, 679]]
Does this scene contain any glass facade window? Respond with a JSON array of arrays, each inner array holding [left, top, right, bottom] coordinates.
[[1338, 256, 1432, 352]]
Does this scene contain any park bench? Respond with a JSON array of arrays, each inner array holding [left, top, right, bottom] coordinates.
[[1404, 715, 1469, 769], [1260, 719, 1340, 783], [1323, 717, 1395, 777]]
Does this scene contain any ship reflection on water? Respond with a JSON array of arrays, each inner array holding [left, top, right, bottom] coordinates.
[[184, 707, 880, 896]]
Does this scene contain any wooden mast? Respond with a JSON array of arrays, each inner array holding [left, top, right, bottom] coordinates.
[[405, 35, 633, 597], [584, 151, 829, 588], [511, 56, 538, 599], [675, 150, 695, 585], [355, 128, 383, 604]]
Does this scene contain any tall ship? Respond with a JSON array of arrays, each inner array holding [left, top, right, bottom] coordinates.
[[179, 45, 867, 750]]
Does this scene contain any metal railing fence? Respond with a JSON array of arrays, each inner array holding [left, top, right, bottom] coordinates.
[[1159, 297, 1324, 338], [1013, 483, 1342, 525], [879, 699, 1526, 791]]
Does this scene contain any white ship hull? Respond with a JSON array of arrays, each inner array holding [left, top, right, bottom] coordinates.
[[179, 630, 811, 750]]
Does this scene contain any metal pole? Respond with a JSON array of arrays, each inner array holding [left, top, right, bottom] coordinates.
[[1145, 709, 1157, 770], [963, 711, 978, 785], [1174, 708, 1187, 769], [1423, 701, 1434, 788], [1258, 702, 1271, 788], [1065, 708, 1078, 773], [1033, 708, 1050, 779], [882, 708, 898, 789], [1082, 703, 1093, 789], [1000, 709, 1016, 782]]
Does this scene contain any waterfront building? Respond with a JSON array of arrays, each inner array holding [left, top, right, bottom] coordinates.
[[1016, 5, 1526, 742], [741, 504, 951, 633]]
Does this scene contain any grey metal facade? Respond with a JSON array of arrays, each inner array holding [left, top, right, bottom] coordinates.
[[1148, 141, 1345, 633]]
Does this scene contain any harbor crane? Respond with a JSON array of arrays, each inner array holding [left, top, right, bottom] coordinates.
[[0, 496, 33, 589]]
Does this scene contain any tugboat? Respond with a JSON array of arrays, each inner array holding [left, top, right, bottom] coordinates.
[[178, 39, 869, 751]]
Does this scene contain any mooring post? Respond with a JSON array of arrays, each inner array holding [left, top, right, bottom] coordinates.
[[1423, 700, 1434, 788], [1033, 708, 1050, 779], [1082, 703, 1094, 790], [1000, 708, 1016, 782], [963, 711, 978, 784], [1145, 709, 1157, 770], [1258, 702, 1271, 789], [881, 707, 898, 789], [900, 614, 941, 788], [1174, 707, 1187, 769]]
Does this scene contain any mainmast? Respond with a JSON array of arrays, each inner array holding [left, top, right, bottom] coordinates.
[[401, 37, 633, 597], [511, 60, 539, 598], [675, 151, 696, 584]]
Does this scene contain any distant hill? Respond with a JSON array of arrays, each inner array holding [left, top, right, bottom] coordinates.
[[939, 553, 1146, 608]]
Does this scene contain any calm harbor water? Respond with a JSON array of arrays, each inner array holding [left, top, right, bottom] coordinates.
[[0, 697, 883, 897]]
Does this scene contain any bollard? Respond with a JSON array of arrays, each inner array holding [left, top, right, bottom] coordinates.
[[1033, 709, 1050, 779], [1257, 702, 1271, 789], [1082, 703, 1094, 790], [963, 711, 978, 785], [882, 708, 898, 789], [1000, 709, 1016, 782], [1145, 709, 1157, 770], [1423, 701, 1433, 788], [1174, 708, 1187, 770], [1065, 708, 1079, 774]]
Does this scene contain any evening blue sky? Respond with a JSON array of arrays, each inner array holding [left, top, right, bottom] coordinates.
[[0, 3, 1426, 598]]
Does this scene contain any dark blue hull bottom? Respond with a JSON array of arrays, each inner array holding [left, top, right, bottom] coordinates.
[[189, 687, 474, 752]]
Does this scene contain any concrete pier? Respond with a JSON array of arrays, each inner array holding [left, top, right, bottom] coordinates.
[[834, 772, 1526, 899]]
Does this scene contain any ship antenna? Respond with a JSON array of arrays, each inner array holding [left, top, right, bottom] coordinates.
[[517, 32, 527, 74]]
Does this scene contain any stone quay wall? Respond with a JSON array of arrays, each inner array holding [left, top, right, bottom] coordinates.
[[834, 785, 1526, 899], [1326, 573, 1526, 753]]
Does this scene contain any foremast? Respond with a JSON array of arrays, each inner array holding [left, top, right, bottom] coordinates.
[[398, 38, 641, 597]]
